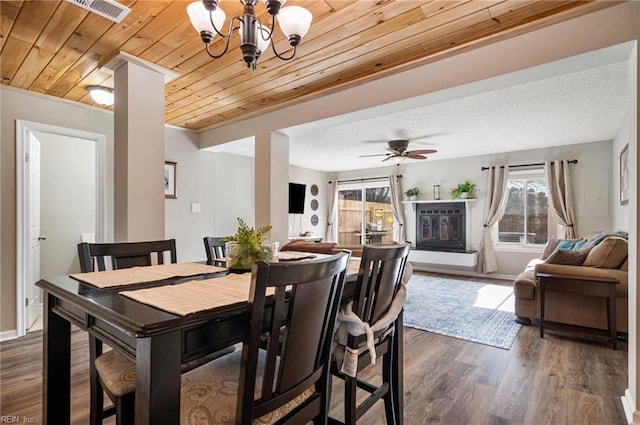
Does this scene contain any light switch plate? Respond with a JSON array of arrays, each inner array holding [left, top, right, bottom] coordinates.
[[191, 203, 201, 213]]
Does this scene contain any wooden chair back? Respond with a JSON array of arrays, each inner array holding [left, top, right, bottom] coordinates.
[[351, 243, 411, 344], [237, 251, 351, 424], [203, 236, 226, 263], [77, 239, 177, 272]]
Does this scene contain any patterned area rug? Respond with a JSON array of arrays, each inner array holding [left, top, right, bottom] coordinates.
[[403, 274, 521, 349]]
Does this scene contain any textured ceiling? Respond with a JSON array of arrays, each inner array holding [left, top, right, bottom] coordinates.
[[208, 45, 630, 172]]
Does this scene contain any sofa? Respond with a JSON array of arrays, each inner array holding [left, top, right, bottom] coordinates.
[[281, 239, 363, 257], [513, 232, 629, 333]]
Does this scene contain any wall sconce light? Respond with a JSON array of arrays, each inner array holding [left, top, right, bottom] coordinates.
[[86, 85, 114, 106]]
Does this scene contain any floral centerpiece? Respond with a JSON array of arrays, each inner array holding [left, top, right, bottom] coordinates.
[[225, 218, 278, 271]]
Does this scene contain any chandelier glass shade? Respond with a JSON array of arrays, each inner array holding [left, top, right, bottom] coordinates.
[[186, 0, 312, 70]]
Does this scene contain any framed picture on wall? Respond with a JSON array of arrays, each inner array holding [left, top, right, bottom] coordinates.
[[164, 161, 177, 199], [620, 143, 629, 205]]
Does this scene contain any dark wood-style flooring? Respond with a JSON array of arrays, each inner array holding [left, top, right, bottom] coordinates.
[[1, 274, 628, 425]]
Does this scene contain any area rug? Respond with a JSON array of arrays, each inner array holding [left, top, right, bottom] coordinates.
[[403, 274, 521, 349]]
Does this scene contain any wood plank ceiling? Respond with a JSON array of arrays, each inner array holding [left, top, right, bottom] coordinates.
[[1, 0, 619, 132]]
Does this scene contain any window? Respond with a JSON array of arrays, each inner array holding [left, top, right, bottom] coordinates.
[[497, 169, 557, 247], [336, 181, 395, 246]]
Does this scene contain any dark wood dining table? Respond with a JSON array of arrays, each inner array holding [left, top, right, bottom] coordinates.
[[36, 259, 404, 425]]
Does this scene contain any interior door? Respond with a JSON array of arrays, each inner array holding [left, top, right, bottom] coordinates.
[[27, 133, 41, 329]]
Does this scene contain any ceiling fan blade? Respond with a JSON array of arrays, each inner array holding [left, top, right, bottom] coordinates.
[[407, 149, 437, 155], [381, 155, 396, 162], [358, 153, 389, 158], [406, 153, 427, 160]]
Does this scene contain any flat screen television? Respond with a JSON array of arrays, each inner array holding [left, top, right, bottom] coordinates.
[[288, 183, 306, 214]]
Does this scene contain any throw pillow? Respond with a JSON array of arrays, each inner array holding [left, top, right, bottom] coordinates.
[[540, 238, 561, 260], [545, 248, 591, 266], [582, 236, 628, 268], [555, 238, 586, 251]]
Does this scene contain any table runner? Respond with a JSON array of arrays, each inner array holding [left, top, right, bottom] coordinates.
[[70, 263, 227, 289], [120, 273, 262, 316]]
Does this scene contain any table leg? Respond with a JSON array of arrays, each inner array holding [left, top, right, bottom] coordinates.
[[135, 331, 182, 425], [42, 292, 71, 425], [609, 284, 617, 350], [539, 280, 546, 339]]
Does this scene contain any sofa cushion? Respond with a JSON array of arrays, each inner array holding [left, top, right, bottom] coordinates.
[[583, 236, 628, 269], [545, 248, 591, 266]]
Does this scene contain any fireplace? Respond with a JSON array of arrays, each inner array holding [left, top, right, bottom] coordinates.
[[415, 202, 466, 252]]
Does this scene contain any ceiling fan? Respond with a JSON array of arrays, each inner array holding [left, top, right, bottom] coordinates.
[[359, 139, 438, 162]]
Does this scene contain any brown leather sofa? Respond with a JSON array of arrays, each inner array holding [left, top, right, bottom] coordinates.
[[281, 239, 364, 257], [513, 234, 628, 333]]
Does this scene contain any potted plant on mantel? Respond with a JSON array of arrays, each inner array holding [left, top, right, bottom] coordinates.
[[404, 187, 420, 201], [451, 181, 476, 199], [225, 218, 278, 271]]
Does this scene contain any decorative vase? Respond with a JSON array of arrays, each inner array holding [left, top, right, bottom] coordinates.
[[407, 195, 416, 201], [225, 241, 279, 271], [460, 192, 469, 199]]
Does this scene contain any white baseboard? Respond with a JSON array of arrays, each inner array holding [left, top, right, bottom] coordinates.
[[0, 329, 18, 342], [410, 263, 516, 282], [622, 389, 636, 424]]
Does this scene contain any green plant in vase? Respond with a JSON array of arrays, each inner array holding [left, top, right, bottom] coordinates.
[[404, 187, 420, 200], [451, 181, 476, 199], [225, 218, 277, 271]]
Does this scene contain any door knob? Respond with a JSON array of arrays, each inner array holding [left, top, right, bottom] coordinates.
[[38, 236, 47, 241]]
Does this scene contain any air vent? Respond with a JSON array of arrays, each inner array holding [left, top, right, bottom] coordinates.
[[66, 0, 131, 23]]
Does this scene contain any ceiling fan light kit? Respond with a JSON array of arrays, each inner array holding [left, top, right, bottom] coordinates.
[[187, 0, 313, 70]]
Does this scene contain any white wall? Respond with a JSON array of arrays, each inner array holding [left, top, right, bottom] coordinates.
[[38, 132, 96, 277], [164, 127, 217, 262], [288, 165, 329, 239], [213, 152, 255, 238], [335, 140, 616, 277], [1, 87, 114, 331]]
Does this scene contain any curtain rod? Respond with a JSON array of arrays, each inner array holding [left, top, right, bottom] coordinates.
[[481, 159, 577, 171], [329, 175, 402, 184]]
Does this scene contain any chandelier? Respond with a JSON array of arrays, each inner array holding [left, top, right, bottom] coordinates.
[[186, 0, 313, 70]]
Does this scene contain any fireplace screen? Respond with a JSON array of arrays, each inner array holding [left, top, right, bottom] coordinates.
[[416, 202, 466, 251]]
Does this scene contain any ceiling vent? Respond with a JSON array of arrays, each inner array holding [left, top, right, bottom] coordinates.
[[65, 0, 131, 23]]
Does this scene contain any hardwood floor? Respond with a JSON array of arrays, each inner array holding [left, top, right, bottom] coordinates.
[[1, 279, 628, 424]]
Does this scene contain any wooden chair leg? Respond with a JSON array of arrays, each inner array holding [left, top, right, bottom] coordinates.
[[89, 335, 104, 425], [116, 392, 135, 425], [344, 375, 358, 425], [382, 351, 395, 425]]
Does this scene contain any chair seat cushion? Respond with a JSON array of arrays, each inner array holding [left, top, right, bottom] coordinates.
[[95, 346, 238, 397], [94, 350, 136, 397], [180, 349, 314, 425]]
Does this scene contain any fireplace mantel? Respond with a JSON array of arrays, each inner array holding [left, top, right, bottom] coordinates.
[[402, 199, 476, 208]]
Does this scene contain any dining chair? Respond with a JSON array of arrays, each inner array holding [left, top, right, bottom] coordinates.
[[109, 250, 351, 424], [77, 239, 178, 425], [202, 236, 226, 264], [330, 243, 411, 425]]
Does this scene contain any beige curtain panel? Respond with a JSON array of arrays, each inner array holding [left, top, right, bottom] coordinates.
[[388, 175, 406, 243], [476, 165, 509, 274], [325, 180, 338, 242], [545, 160, 577, 239]]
